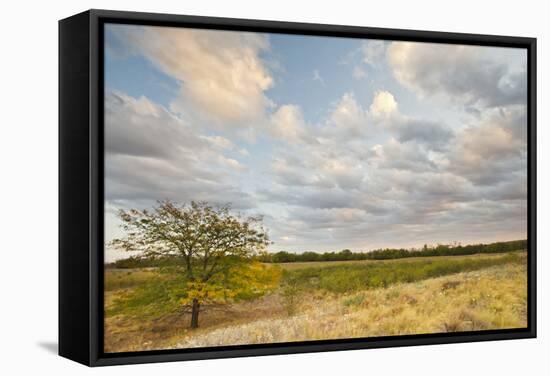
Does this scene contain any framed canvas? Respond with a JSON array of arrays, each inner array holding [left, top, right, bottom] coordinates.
[[59, 9, 537, 366]]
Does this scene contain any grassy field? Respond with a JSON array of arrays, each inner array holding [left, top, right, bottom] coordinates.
[[104, 251, 527, 352], [276, 252, 514, 270]]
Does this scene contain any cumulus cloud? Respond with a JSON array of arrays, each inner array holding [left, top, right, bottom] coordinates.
[[325, 92, 368, 138], [387, 42, 527, 110], [446, 107, 527, 186], [270, 149, 364, 191], [260, 92, 525, 249], [110, 24, 274, 127], [104, 27, 528, 257], [104, 91, 253, 210], [369, 90, 398, 119], [271, 156, 316, 187], [270, 105, 315, 144], [105, 91, 206, 158], [369, 139, 437, 172], [367, 90, 454, 151]]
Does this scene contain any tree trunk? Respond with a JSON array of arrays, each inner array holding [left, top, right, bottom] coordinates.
[[190, 298, 200, 329]]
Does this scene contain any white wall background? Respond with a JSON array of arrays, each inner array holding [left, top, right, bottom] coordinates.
[[0, 0, 547, 374]]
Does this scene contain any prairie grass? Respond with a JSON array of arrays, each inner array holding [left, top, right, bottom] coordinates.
[[104, 252, 527, 352], [175, 261, 527, 348]]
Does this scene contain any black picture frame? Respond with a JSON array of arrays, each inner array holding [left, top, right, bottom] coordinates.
[[59, 9, 537, 367]]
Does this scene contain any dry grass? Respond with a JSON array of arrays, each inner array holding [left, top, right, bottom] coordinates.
[[104, 253, 527, 352], [173, 262, 527, 348], [104, 292, 288, 352]]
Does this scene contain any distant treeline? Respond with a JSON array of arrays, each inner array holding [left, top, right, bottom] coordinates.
[[262, 239, 527, 263], [106, 239, 527, 268], [106, 255, 187, 269]]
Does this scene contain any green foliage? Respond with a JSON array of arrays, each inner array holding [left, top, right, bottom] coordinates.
[[281, 253, 524, 294], [110, 201, 270, 265], [106, 272, 187, 318], [108, 200, 272, 328], [107, 262, 281, 319]]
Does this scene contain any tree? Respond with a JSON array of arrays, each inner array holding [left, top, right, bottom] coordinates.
[[339, 249, 352, 260], [110, 200, 273, 328]]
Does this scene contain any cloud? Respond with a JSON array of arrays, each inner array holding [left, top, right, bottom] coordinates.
[[446, 107, 527, 186], [218, 155, 248, 172], [312, 69, 325, 85], [326, 92, 368, 138], [200, 135, 234, 150], [320, 158, 365, 189], [261, 85, 524, 251], [261, 96, 525, 249], [270, 151, 364, 191], [110, 24, 274, 127], [270, 104, 317, 144], [361, 40, 387, 67], [367, 90, 454, 151], [105, 91, 207, 158], [387, 42, 527, 110], [394, 118, 454, 151], [291, 207, 368, 229], [369, 90, 398, 119], [104, 90, 254, 210], [483, 177, 527, 202], [270, 156, 314, 187], [104, 28, 528, 256], [369, 138, 437, 172]]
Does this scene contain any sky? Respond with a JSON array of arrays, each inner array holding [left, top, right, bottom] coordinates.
[[103, 23, 528, 262]]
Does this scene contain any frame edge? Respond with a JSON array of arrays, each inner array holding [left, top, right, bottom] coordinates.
[[59, 10, 93, 367]]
